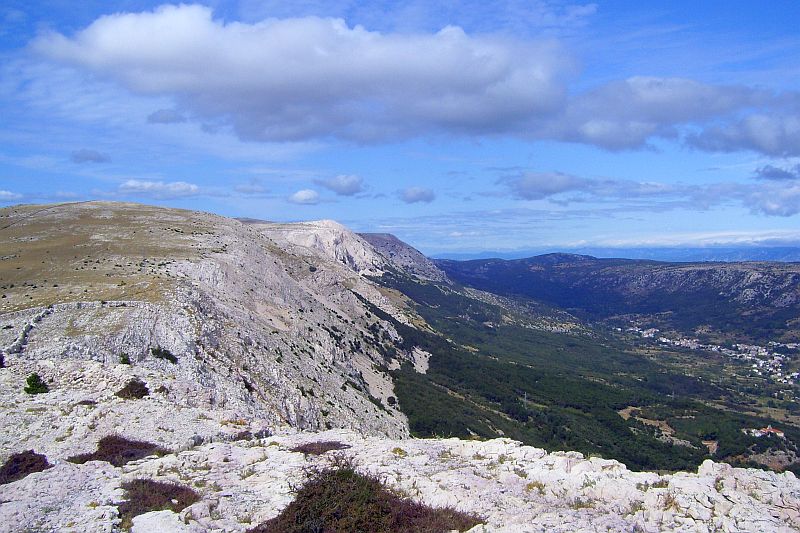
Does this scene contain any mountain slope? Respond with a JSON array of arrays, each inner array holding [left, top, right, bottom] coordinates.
[[0, 201, 413, 450], [359, 232, 450, 282]]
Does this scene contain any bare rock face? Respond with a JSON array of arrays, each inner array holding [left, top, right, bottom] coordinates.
[[256, 219, 388, 275], [360, 232, 450, 282]]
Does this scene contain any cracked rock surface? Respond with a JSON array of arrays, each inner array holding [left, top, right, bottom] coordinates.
[[1, 428, 798, 532]]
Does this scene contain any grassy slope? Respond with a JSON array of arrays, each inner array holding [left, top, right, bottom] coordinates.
[[0, 202, 216, 313]]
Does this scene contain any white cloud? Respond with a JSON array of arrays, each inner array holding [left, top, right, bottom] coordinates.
[[32, 4, 568, 143], [534, 76, 766, 150], [499, 169, 800, 217], [399, 187, 435, 203], [0, 190, 22, 200], [118, 179, 200, 199], [27, 4, 800, 156], [288, 189, 320, 204], [500, 171, 681, 202], [315, 174, 364, 196]]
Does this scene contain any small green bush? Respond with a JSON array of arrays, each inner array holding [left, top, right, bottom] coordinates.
[[119, 353, 131, 365], [150, 347, 177, 364], [0, 450, 52, 484], [24, 373, 49, 394], [248, 456, 483, 533]]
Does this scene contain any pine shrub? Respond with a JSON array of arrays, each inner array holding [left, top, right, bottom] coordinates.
[[24, 373, 49, 394]]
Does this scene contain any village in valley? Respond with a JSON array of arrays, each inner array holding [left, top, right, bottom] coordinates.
[[619, 325, 799, 440], [625, 325, 800, 388]]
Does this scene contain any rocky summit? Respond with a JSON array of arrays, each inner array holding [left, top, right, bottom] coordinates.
[[1, 202, 799, 532]]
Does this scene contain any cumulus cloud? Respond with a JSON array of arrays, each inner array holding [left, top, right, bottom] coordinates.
[[147, 108, 187, 124], [288, 189, 320, 204], [118, 179, 200, 199], [753, 164, 800, 181], [30, 4, 800, 156], [32, 4, 568, 143], [314, 174, 364, 196], [71, 148, 110, 163], [399, 187, 435, 203], [687, 115, 800, 157]]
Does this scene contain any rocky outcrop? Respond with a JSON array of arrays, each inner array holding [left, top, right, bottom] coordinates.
[[255, 219, 387, 275], [359, 232, 450, 282]]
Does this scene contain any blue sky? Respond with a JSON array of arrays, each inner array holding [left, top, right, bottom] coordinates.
[[1, 1, 799, 255]]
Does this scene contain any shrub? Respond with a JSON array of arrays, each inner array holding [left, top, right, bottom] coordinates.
[[24, 373, 49, 394], [116, 378, 149, 399], [68, 435, 168, 467], [291, 441, 351, 456], [248, 456, 483, 533], [118, 479, 200, 529], [150, 347, 177, 364], [0, 450, 52, 484], [119, 353, 131, 365]]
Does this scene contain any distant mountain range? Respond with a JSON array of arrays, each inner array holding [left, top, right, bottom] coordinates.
[[434, 246, 800, 263], [436, 253, 800, 343]]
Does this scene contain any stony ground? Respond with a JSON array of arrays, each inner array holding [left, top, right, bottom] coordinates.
[[1, 427, 799, 532]]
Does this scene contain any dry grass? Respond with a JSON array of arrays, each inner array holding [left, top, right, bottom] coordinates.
[[291, 441, 352, 456], [248, 456, 483, 533], [0, 450, 52, 484], [118, 478, 200, 529], [0, 202, 214, 313], [68, 435, 168, 467]]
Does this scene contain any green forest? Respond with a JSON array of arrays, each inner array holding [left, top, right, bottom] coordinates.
[[370, 272, 799, 473]]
